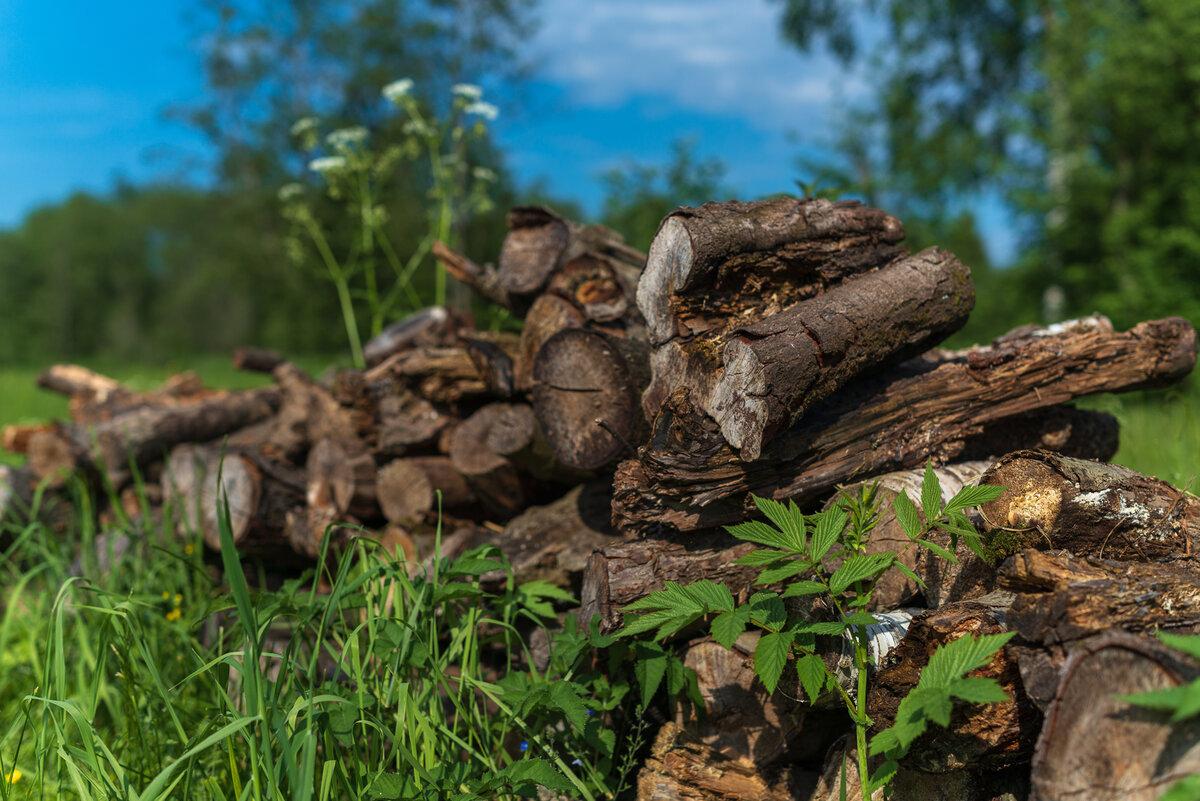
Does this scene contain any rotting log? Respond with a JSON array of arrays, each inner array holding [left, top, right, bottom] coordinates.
[[448, 404, 525, 520], [978, 450, 1198, 560], [637, 197, 907, 349], [305, 438, 378, 520], [375, 456, 477, 524], [613, 315, 1195, 536], [644, 247, 975, 460], [373, 391, 452, 457], [363, 345, 489, 405], [532, 327, 650, 471], [1030, 631, 1200, 801], [866, 592, 1040, 772], [998, 548, 1200, 646], [635, 721, 799, 801]]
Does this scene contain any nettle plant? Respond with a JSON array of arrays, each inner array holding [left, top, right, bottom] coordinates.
[[618, 466, 1011, 800], [280, 79, 499, 368]]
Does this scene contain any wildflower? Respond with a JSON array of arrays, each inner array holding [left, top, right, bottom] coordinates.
[[277, 183, 305, 203], [166, 608, 182, 622], [402, 118, 431, 137], [161, 590, 170, 600], [174, 593, 183, 606], [463, 101, 499, 121], [184, 544, 196, 555], [452, 83, 483, 100], [326, 126, 369, 149], [471, 166, 497, 182], [309, 156, 347, 173], [382, 78, 414, 102], [519, 741, 528, 752], [5, 769, 21, 784], [290, 116, 319, 137], [570, 759, 582, 767]]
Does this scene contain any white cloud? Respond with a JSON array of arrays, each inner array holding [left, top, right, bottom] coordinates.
[[531, 0, 865, 128]]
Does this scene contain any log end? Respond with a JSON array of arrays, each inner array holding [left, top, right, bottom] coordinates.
[[638, 216, 693, 346]]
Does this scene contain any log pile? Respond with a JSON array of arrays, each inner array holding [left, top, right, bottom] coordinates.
[[2, 198, 1198, 800]]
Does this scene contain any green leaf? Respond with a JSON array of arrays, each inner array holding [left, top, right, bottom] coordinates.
[[892, 560, 927, 589], [947, 676, 1010, 705], [755, 559, 811, 584], [503, 759, 574, 792], [685, 581, 736, 613], [921, 462, 942, 522], [735, 549, 793, 566], [916, 538, 956, 563], [752, 495, 808, 550], [1160, 775, 1200, 801], [841, 611, 878, 627], [782, 580, 827, 597], [808, 510, 842, 564], [1116, 685, 1191, 712], [865, 760, 899, 795], [893, 490, 923, 540], [619, 608, 697, 640], [749, 591, 786, 630], [922, 631, 1014, 687], [754, 631, 793, 694], [711, 606, 752, 649], [622, 581, 699, 612], [943, 482, 1005, 513], [828, 552, 894, 595], [726, 520, 796, 551], [796, 653, 827, 704], [550, 681, 590, 732], [1159, 631, 1200, 660], [445, 553, 506, 577], [634, 642, 669, 708], [791, 620, 848, 636]]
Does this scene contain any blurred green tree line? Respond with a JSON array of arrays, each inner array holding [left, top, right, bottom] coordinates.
[[0, 0, 1196, 365]]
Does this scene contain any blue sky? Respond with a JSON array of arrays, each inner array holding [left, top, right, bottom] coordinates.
[[0, 0, 1017, 264]]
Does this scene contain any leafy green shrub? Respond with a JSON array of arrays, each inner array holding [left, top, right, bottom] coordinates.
[[617, 467, 1011, 800]]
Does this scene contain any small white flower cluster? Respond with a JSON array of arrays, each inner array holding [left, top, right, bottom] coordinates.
[[308, 156, 347, 174], [326, 126, 369, 149], [290, 116, 319, 136], [452, 83, 483, 100], [382, 78, 414, 103], [277, 182, 305, 202], [464, 101, 499, 121]]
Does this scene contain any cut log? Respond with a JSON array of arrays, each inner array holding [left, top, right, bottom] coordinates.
[[866, 593, 1040, 772], [638, 197, 907, 348], [37, 364, 124, 400], [545, 249, 640, 324], [197, 450, 304, 556], [512, 293, 585, 393], [305, 438, 379, 520], [373, 391, 451, 457], [38, 365, 215, 425], [447, 404, 525, 520], [823, 462, 996, 610], [635, 722, 799, 801], [0, 464, 36, 524], [1030, 631, 1200, 801], [644, 247, 975, 460], [1, 422, 54, 455], [532, 328, 650, 470], [462, 333, 516, 398], [375, 456, 476, 524], [497, 205, 644, 300], [998, 548, 1200, 645], [231, 347, 284, 373], [364, 346, 489, 405], [613, 316, 1195, 536], [978, 450, 1198, 560], [164, 443, 211, 537], [361, 306, 457, 366]]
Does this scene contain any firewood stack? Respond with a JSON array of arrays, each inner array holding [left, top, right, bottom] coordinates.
[[3, 198, 1198, 800]]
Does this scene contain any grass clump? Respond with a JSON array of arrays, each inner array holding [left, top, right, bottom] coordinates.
[[0, 481, 661, 800]]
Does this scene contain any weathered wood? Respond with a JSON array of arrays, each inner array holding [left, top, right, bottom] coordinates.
[[512, 293, 585, 393], [1, 422, 54, 455], [375, 456, 476, 523], [232, 347, 284, 373], [38, 366, 214, 425], [462, 333, 516, 398], [644, 247, 975, 460], [197, 451, 304, 556], [823, 462, 996, 610], [636, 722, 798, 801], [979, 450, 1198, 560], [1030, 632, 1200, 801], [638, 197, 907, 348], [613, 316, 1195, 536], [373, 391, 452, 457], [447, 404, 525, 520], [471, 482, 620, 587], [498, 205, 644, 300], [37, 364, 124, 400], [532, 328, 650, 471], [866, 593, 1040, 773], [432, 240, 515, 312], [364, 346, 489, 405], [164, 443, 210, 537], [361, 306, 456, 366], [998, 548, 1200, 645], [305, 438, 378, 520]]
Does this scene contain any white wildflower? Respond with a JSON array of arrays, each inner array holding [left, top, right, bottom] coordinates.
[[471, 166, 497, 182], [290, 116, 319, 137], [382, 78, 414, 102], [452, 83, 483, 100], [326, 126, 369, 149], [308, 156, 347, 173], [463, 101, 499, 121], [402, 119, 431, 137], [277, 182, 305, 202]]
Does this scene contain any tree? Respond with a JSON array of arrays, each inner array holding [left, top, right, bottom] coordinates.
[[775, 0, 1200, 333]]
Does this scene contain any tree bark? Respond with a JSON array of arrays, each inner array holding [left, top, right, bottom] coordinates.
[[866, 593, 1040, 772], [613, 316, 1195, 536], [636, 722, 799, 801], [644, 247, 975, 460], [979, 450, 1198, 560], [638, 198, 906, 348], [1030, 632, 1200, 801]]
